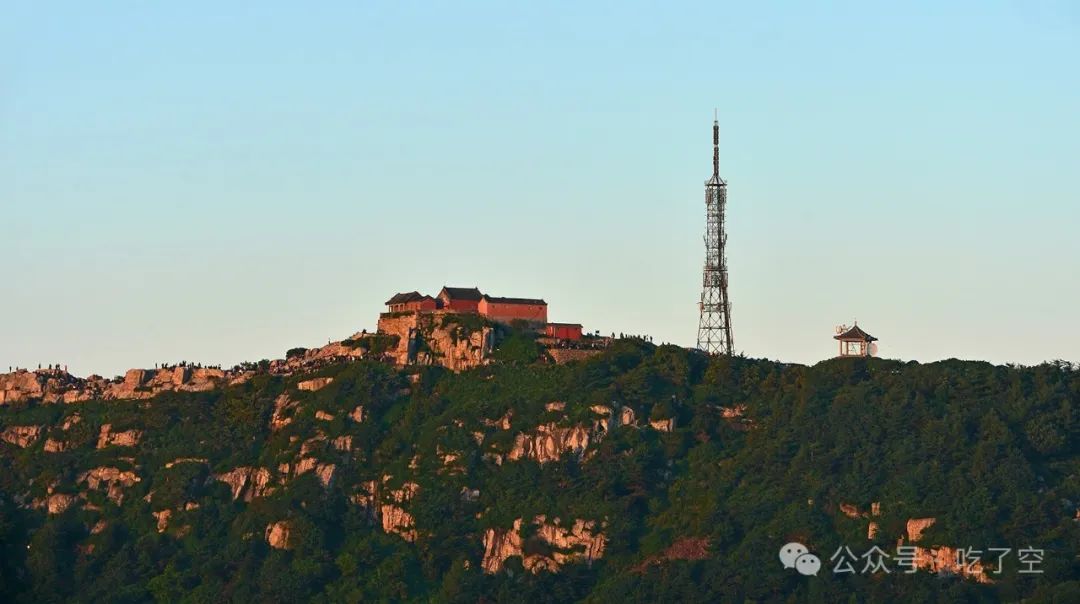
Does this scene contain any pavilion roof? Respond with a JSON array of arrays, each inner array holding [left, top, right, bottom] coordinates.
[[385, 291, 426, 305], [834, 324, 877, 342]]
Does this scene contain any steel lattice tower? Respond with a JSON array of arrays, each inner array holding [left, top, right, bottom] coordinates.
[[697, 118, 734, 355]]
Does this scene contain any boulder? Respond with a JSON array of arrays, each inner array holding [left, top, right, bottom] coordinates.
[[1, 425, 43, 448], [906, 518, 937, 543], [96, 424, 142, 448], [481, 516, 607, 574], [508, 423, 591, 464], [153, 509, 172, 533], [265, 521, 292, 550], [215, 467, 275, 502], [298, 377, 333, 392], [79, 467, 141, 505], [649, 417, 676, 432]]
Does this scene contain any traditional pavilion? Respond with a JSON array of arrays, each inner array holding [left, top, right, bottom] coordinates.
[[834, 323, 877, 358]]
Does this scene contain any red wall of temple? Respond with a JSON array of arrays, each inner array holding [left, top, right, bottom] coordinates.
[[478, 299, 548, 324], [402, 298, 437, 312], [545, 324, 583, 340], [440, 298, 480, 313]]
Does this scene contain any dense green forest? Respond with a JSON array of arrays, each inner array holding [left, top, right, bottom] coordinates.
[[1, 341, 1078, 602]]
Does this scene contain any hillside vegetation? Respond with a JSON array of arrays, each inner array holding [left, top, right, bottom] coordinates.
[[0, 341, 1078, 602]]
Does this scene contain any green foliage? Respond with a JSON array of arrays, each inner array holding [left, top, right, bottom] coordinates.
[[358, 334, 399, 356], [0, 352, 1077, 602], [491, 327, 543, 365]]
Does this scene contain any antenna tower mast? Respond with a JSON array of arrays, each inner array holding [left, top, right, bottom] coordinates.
[[696, 116, 734, 355]]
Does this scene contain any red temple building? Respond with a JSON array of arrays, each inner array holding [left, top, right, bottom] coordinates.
[[478, 295, 548, 325], [384, 291, 438, 313], [437, 286, 484, 313], [544, 323, 583, 341], [384, 285, 568, 332]]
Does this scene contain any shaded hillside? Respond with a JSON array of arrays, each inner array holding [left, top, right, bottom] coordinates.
[[0, 341, 1078, 602]]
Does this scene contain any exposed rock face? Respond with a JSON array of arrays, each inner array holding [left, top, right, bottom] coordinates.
[[43, 493, 77, 515], [215, 467, 275, 502], [381, 504, 417, 542], [649, 417, 676, 432], [0, 364, 253, 405], [43, 438, 67, 453], [79, 467, 141, 505], [96, 424, 142, 448], [291, 458, 337, 489], [270, 394, 298, 431], [332, 435, 353, 452], [720, 405, 746, 418], [104, 367, 225, 400], [265, 521, 293, 550], [590, 405, 616, 434], [298, 377, 333, 392], [868, 522, 879, 540], [506, 405, 635, 464], [481, 516, 607, 574], [377, 313, 495, 371], [352, 480, 380, 524], [153, 509, 172, 533], [508, 424, 592, 464], [0, 369, 89, 403], [349, 406, 364, 423], [0, 331, 391, 405], [840, 501, 882, 520], [0, 370, 45, 403], [440, 451, 461, 468], [314, 410, 334, 421], [298, 434, 328, 459], [481, 521, 524, 573], [1, 425, 43, 448], [907, 517, 937, 542], [485, 411, 513, 431], [372, 480, 420, 542], [619, 406, 637, 427], [163, 457, 208, 469]]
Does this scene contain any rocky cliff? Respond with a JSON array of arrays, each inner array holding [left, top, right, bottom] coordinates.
[[481, 516, 607, 574], [377, 312, 495, 371], [0, 330, 398, 405]]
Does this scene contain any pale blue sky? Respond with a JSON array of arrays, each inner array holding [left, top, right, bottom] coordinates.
[[2, 2, 1078, 377]]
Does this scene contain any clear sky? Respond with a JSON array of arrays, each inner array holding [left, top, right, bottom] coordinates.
[[3, 2, 1078, 378]]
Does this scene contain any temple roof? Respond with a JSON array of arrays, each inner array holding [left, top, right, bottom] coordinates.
[[483, 295, 547, 305], [384, 291, 426, 305], [439, 286, 484, 301], [834, 324, 877, 342]]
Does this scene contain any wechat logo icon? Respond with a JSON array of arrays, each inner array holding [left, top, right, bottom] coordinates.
[[779, 542, 821, 576]]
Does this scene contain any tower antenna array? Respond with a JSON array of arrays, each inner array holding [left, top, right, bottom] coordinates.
[[696, 117, 734, 355]]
